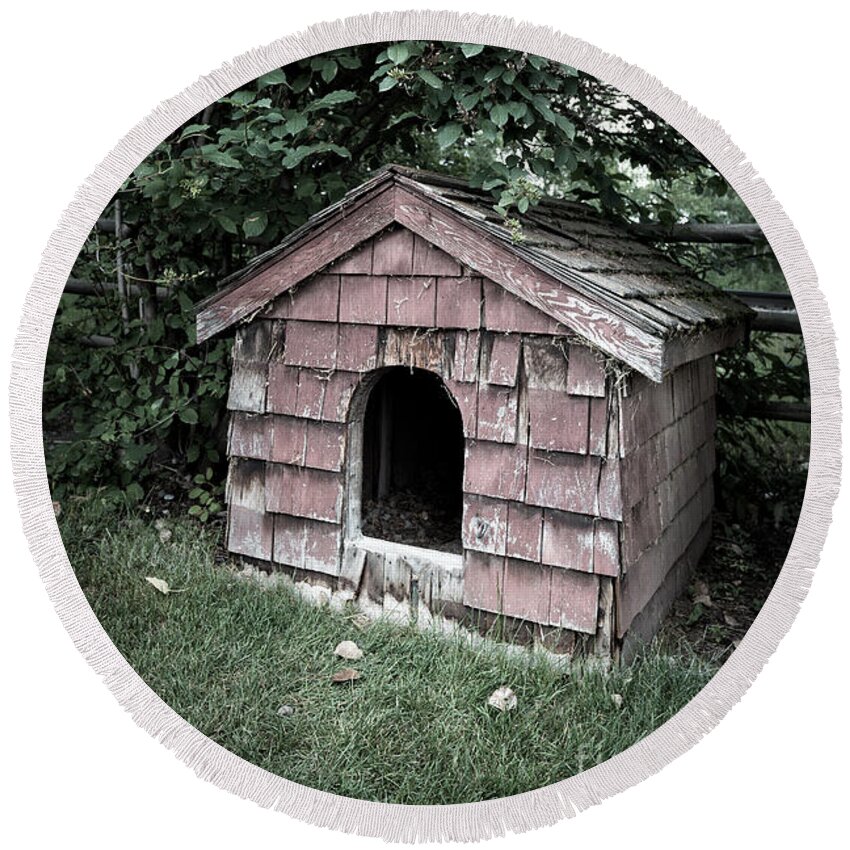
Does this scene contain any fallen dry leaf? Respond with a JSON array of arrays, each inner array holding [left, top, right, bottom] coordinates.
[[723, 612, 740, 627], [52, 501, 62, 518], [277, 704, 295, 717], [331, 668, 361, 684], [145, 576, 171, 594], [334, 640, 364, 661], [611, 693, 624, 709], [487, 686, 517, 712]]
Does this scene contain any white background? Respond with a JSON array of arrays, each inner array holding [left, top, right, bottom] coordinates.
[[1, 2, 846, 847]]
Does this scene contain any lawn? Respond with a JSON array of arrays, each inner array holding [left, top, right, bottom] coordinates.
[[62, 500, 719, 805]]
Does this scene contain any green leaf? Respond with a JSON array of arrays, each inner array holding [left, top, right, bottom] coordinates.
[[387, 43, 410, 65], [214, 213, 239, 235], [460, 43, 484, 58], [177, 123, 209, 142], [416, 69, 443, 89], [305, 89, 357, 111], [378, 76, 398, 92], [201, 149, 242, 169], [242, 211, 269, 238], [229, 90, 255, 107], [436, 122, 464, 150], [257, 69, 286, 87], [282, 114, 309, 136], [178, 408, 199, 425], [490, 103, 509, 127], [125, 482, 144, 503]]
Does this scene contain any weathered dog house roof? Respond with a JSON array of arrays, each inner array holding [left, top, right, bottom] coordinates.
[[200, 165, 751, 659]]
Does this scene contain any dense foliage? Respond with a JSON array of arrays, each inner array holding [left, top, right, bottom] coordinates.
[[43, 40, 808, 527]]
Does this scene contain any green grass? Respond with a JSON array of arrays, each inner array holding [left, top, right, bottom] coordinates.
[[62, 501, 718, 805]]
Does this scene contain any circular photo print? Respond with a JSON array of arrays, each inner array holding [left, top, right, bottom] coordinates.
[[43, 36, 809, 811]]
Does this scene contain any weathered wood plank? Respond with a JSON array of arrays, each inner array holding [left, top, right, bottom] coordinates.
[[566, 344, 607, 397], [382, 328, 445, 373], [336, 324, 379, 372], [396, 189, 666, 380], [197, 184, 396, 342], [463, 440, 528, 502], [265, 463, 343, 522], [541, 509, 594, 572], [597, 458, 624, 521], [486, 334, 522, 387], [462, 550, 505, 614], [593, 519, 620, 577], [412, 233, 463, 276], [294, 369, 326, 419], [320, 370, 360, 423], [505, 502, 543, 563], [331, 241, 373, 274], [283, 320, 338, 370], [386, 275, 437, 327], [461, 494, 508, 556], [476, 384, 519, 443], [225, 459, 272, 561], [526, 450, 600, 515], [266, 364, 300, 416], [270, 415, 307, 466], [304, 420, 346, 472], [228, 412, 271, 460], [482, 279, 563, 335], [523, 337, 569, 391], [338, 275, 388, 325], [443, 379, 478, 437], [372, 227, 415, 275], [266, 273, 340, 322], [435, 276, 482, 330], [588, 396, 608, 457], [527, 388, 590, 454], [502, 558, 551, 624], [549, 569, 599, 634], [273, 514, 342, 576], [227, 361, 267, 413]]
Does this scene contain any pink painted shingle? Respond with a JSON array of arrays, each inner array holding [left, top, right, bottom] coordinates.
[[505, 502, 543, 563], [483, 279, 562, 335], [304, 420, 346, 471], [336, 324, 379, 372], [228, 412, 271, 460], [526, 449, 600, 515], [332, 241, 373, 274], [372, 228, 415, 275], [549, 569, 599, 633], [502, 558, 552, 623], [464, 440, 528, 502], [566, 344, 607, 397], [281, 274, 340, 322], [444, 379, 478, 437], [412, 234, 463, 276], [487, 334, 522, 386], [462, 494, 508, 556], [462, 550, 505, 614], [450, 330, 481, 382], [597, 458, 624, 521], [386, 276, 437, 327], [294, 369, 326, 419], [593, 519, 620, 577], [338, 275, 388, 324], [541, 509, 594, 572], [283, 320, 338, 370], [321, 370, 360, 423], [227, 505, 274, 561], [273, 514, 342, 575], [435, 277, 481, 329], [270, 415, 307, 466], [588, 396, 608, 457], [267, 364, 300, 416], [527, 388, 590, 454], [265, 463, 343, 522], [476, 384, 519, 443], [523, 337, 570, 390]]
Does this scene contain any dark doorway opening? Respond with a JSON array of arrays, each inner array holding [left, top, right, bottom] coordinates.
[[360, 368, 464, 552]]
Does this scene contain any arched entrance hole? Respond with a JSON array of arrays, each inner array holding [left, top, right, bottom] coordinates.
[[359, 367, 464, 552]]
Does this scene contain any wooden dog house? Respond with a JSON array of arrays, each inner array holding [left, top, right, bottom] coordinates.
[[197, 166, 751, 658]]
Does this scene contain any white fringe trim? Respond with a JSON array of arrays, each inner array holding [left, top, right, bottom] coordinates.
[[8, 9, 840, 843]]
